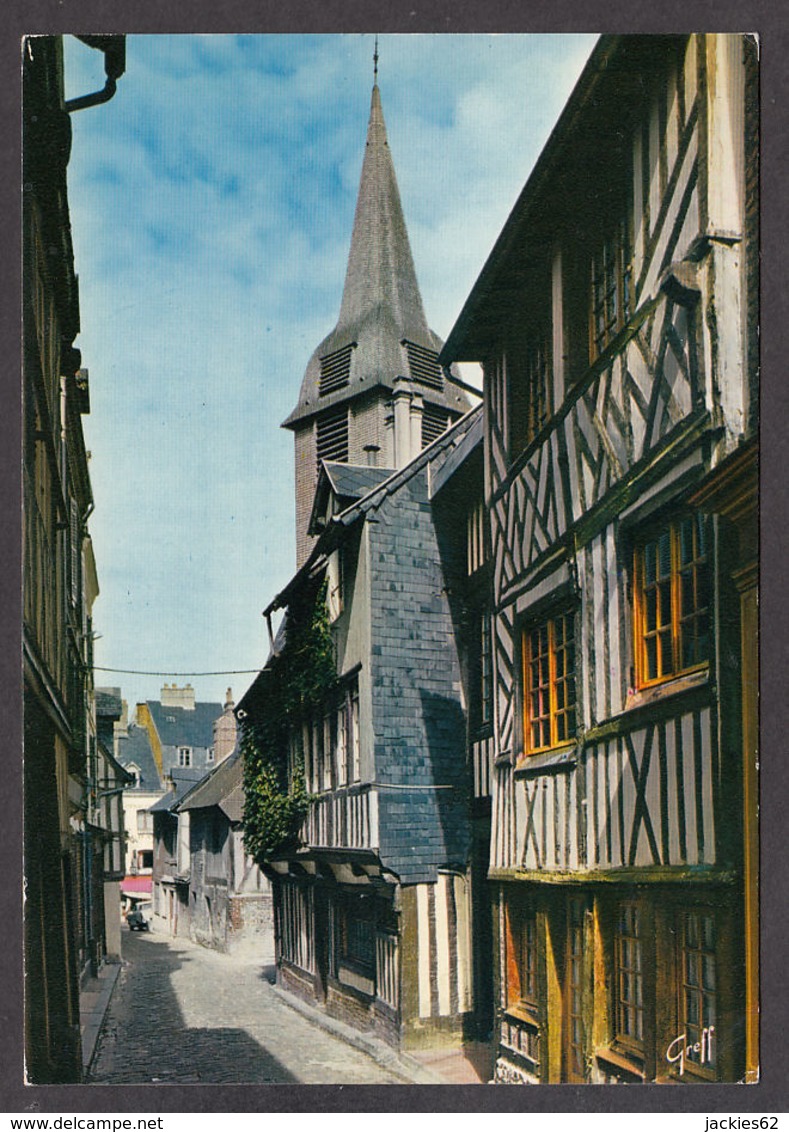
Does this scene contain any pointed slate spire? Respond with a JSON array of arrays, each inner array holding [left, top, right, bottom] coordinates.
[[283, 56, 474, 566], [283, 75, 464, 430], [334, 79, 431, 342]]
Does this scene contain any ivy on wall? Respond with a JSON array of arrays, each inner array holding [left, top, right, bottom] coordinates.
[[242, 578, 337, 865]]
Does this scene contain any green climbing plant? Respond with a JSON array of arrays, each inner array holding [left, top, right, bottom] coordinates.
[[242, 578, 338, 865]]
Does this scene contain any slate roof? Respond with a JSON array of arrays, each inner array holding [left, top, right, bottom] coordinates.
[[116, 723, 163, 793], [146, 699, 223, 748], [430, 406, 484, 495], [308, 462, 396, 537], [95, 688, 123, 720], [266, 402, 483, 617], [177, 750, 244, 823], [324, 462, 395, 501], [283, 82, 471, 430], [149, 768, 204, 813]]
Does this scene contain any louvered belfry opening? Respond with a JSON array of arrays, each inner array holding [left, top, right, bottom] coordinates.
[[403, 338, 442, 389], [319, 342, 356, 395], [316, 404, 350, 470], [421, 403, 449, 448]]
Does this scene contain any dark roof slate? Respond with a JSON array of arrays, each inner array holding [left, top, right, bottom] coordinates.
[[116, 723, 163, 793], [324, 462, 395, 501], [308, 462, 396, 537], [266, 402, 483, 617], [149, 768, 204, 813], [95, 689, 123, 719], [177, 750, 244, 822], [146, 700, 222, 748]]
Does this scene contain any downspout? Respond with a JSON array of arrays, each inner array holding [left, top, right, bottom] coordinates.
[[65, 36, 126, 114]]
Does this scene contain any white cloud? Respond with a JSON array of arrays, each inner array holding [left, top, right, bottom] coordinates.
[[63, 32, 597, 708]]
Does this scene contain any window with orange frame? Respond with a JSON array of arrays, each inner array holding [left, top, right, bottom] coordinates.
[[522, 612, 576, 755], [633, 514, 710, 689]]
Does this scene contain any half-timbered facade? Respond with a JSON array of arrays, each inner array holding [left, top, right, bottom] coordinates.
[[440, 35, 758, 1084]]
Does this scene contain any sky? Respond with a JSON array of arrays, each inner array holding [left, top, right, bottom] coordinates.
[[62, 33, 597, 715]]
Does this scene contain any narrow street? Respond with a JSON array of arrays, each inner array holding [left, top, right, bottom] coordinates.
[[89, 927, 408, 1085]]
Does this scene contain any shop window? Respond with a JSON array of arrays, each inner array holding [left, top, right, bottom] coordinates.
[[507, 900, 539, 1018], [522, 612, 576, 755], [564, 897, 589, 1082], [338, 898, 375, 977], [615, 902, 645, 1052], [677, 909, 717, 1077], [633, 514, 710, 688]]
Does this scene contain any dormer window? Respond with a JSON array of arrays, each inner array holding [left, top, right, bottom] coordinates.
[[178, 746, 192, 767]]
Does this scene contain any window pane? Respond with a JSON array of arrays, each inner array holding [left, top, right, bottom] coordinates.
[[644, 542, 657, 585], [525, 615, 575, 753], [616, 902, 644, 1046], [679, 516, 695, 565], [659, 579, 672, 626]]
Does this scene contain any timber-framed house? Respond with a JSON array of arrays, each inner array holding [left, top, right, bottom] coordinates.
[[440, 35, 758, 1084]]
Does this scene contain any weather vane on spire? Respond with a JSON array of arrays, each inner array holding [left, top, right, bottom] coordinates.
[[373, 34, 379, 82]]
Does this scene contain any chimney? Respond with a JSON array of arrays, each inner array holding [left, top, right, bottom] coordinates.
[[213, 689, 237, 765], [160, 683, 196, 711]]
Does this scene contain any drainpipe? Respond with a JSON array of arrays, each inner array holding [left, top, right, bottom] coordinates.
[[65, 36, 126, 114]]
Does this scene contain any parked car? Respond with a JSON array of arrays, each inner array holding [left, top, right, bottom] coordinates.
[[126, 901, 152, 931]]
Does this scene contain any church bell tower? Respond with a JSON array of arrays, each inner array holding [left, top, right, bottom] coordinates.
[[282, 48, 472, 566]]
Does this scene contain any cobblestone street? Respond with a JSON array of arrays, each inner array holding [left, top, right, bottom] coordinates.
[[89, 927, 408, 1085]]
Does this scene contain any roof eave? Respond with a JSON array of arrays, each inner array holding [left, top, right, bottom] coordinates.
[[439, 33, 618, 365]]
